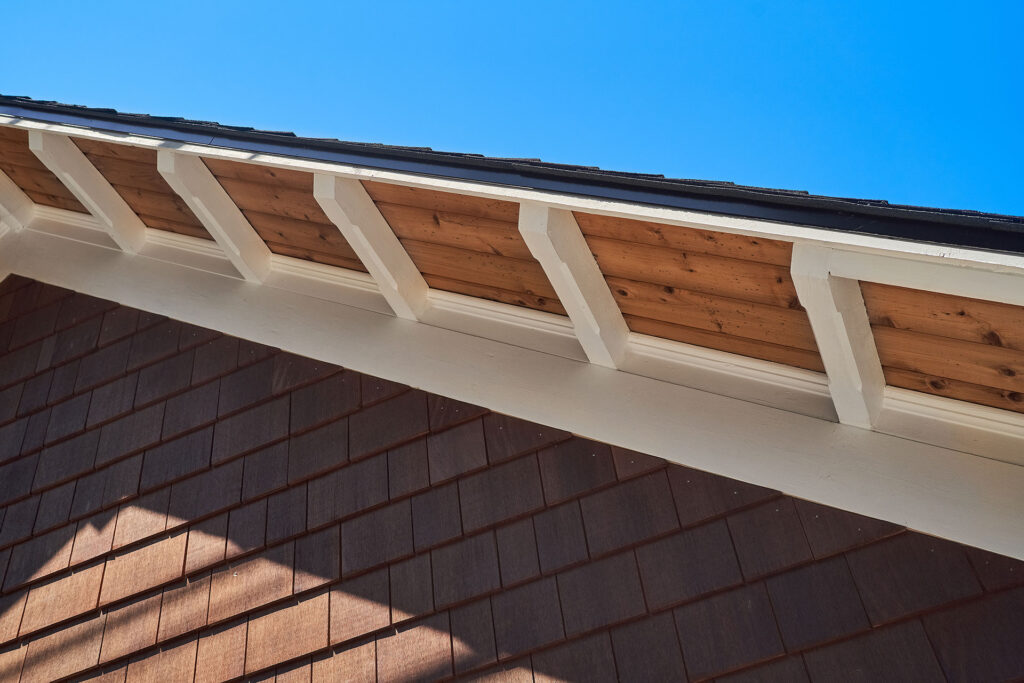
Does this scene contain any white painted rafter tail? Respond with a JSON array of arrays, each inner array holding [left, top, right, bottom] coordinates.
[[518, 202, 629, 368], [791, 243, 885, 429], [27, 131, 146, 253], [157, 150, 270, 282], [0, 169, 34, 232], [313, 174, 428, 320]]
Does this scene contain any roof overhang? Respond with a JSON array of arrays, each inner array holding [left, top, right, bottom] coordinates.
[[0, 102, 1021, 560]]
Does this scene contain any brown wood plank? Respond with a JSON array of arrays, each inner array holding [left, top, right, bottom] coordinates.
[[586, 235, 801, 309], [0, 126, 28, 144], [137, 214, 214, 241], [362, 180, 519, 222], [883, 367, 1024, 414], [264, 241, 367, 272], [423, 274, 567, 315], [215, 177, 332, 223], [0, 162, 79, 197], [80, 153, 172, 194], [242, 210, 361, 263], [862, 282, 1024, 352], [574, 212, 793, 266], [203, 158, 314, 192], [609, 276, 819, 351], [0, 140, 47, 168], [402, 240, 558, 300], [626, 315, 825, 371], [873, 325, 1024, 394], [376, 202, 532, 260], [72, 138, 157, 165], [22, 190, 89, 213], [109, 184, 201, 226]]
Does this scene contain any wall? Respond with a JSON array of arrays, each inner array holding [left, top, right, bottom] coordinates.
[[0, 275, 1020, 682]]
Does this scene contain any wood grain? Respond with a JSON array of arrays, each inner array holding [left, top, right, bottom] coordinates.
[[22, 190, 89, 213], [423, 274, 567, 315], [72, 138, 157, 165], [609, 276, 819, 351], [0, 128, 88, 213], [862, 281, 1024, 351], [243, 210, 363, 265], [205, 161, 366, 270], [873, 325, 1024, 394], [376, 202, 531, 259], [586, 236, 801, 308], [362, 180, 519, 222], [266, 241, 366, 272], [69, 137, 211, 239], [215, 176, 333, 223], [575, 211, 793, 266], [403, 240, 558, 300], [202, 158, 314, 192], [883, 367, 1024, 414], [626, 315, 825, 371]]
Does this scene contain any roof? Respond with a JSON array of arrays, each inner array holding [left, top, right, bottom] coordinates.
[[2, 94, 1022, 254], [0, 93, 1022, 566]]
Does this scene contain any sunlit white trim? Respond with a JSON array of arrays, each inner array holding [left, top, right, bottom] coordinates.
[[792, 244, 886, 428], [0, 169, 33, 232], [518, 202, 629, 368], [313, 174, 428, 320], [157, 149, 270, 282]]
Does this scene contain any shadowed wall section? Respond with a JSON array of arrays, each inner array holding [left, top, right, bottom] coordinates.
[[0, 275, 1020, 682]]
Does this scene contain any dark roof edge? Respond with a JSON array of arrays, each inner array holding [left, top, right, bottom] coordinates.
[[2, 96, 1023, 256]]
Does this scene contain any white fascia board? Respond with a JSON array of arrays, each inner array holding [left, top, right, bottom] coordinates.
[[879, 387, 1024, 467], [6, 118, 1024, 275], [622, 332, 836, 421], [2, 226, 1021, 560], [792, 244, 886, 429], [157, 150, 271, 282], [0, 169, 34, 232], [27, 130, 147, 253], [312, 174, 428, 320], [828, 249, 1024, 307], [518, 202, 629, 368]]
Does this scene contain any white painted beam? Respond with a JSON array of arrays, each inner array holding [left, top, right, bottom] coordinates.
[[27, 131, 146, 253], [518, 202, 629, 368], [0, 169, 34, 232], [313, 174, 428, 320], [3, 227, 1021, 560], [791, 243, 885, 429], [157, 150, 271, 282]]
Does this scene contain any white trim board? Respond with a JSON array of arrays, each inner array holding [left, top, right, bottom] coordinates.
[[1, 226, 1021, 560]]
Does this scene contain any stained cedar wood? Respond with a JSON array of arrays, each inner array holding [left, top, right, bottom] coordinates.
[[626, 315, 825, 372], [574, 211, 820, 370], [0, 127, 88, 213], [862, 282, 1024, 413], [610, 277, 819, 352], [883, 368, 1024, 414], [362, 180, 563, 315], [201, 158, 367, 273], [67, 138, 211, 241]]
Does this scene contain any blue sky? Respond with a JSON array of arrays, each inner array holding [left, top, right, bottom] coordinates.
[[2, 2, 1021, 214]]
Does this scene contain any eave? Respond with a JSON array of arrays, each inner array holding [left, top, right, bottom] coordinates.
[[0, 101, 1021, 560]]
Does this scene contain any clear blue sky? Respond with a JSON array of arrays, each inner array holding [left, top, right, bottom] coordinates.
[[2, 2, 1021, 214]]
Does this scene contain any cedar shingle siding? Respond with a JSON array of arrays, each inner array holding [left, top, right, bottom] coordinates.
[[0, 275, 1020, 682]]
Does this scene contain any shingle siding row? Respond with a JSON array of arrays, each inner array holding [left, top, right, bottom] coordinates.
[[0, 275, 1018, 682]]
